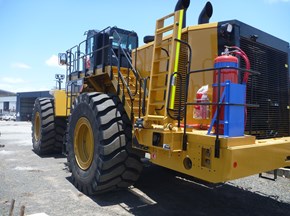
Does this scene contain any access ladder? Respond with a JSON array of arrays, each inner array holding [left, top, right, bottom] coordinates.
[[145, 9, 185, 124]]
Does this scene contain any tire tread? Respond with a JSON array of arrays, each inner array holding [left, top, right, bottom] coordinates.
[[67, 93, 143, 195]]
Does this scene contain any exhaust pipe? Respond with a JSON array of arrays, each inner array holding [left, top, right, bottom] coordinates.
[[198, 1, 213, 24], [174, 0, 190, 28], [143, 0, 190, 44]]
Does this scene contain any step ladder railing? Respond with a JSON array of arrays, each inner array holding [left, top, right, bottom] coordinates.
[[66, 46, 77, 76], [167, 72, 183, 127], [65, 81, 79, 116], [111, 48, 134, 101], [111, 30, 141, 93], [110, 29, 146, 121], [165, 38, 192, 122]]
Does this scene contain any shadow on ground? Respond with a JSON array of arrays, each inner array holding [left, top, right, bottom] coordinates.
[[32, 150, 67, 159], [66, 164, 290, 216]]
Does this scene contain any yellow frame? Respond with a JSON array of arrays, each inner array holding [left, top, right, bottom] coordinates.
[[54, 90, 68, 117], [134, 128, 290, 183], [132, 15, 290, 183]]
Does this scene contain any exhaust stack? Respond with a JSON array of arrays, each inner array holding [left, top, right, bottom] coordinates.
[[143, 0, 190, 44], [198, 1, 213, 24], [174, 0, 190, 28]]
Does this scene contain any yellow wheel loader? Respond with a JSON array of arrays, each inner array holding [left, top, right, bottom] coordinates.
[[32, 0, 290, 195]]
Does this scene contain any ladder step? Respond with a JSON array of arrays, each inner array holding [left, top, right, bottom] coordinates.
[[150, 101, 165, 105], [152, 71, 169, 77], [156, 24, 175, 34], [157, 12, 175, 22], [153, 56, 170, 63], [115, 75, 135, 80], [155, 41, 172, 49], [151, 86, 167, 91]]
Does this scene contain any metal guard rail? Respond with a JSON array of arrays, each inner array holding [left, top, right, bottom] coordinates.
[[181, 66, 261, 157]]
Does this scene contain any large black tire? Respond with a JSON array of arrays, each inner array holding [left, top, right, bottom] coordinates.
[[31, 98, 66, 155], [55, 117, 67, 152], [67, 93, 143, 195]]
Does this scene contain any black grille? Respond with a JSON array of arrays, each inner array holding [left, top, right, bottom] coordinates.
[[173, 33, 188, 119], [240, 37, 289, 138]]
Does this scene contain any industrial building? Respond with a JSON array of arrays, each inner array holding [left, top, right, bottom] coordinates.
[[0, 90, 16, 115], [0, 89, 52, 121], [16, 91, 51, 121]]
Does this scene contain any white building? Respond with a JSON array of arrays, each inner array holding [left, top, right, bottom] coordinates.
[[0, 90, 16, 114]]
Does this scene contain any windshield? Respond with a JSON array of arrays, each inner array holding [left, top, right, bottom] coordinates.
[[112, 32, 137, 50]]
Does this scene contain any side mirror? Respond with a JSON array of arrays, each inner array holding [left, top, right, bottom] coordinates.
[[58, 53, 67, 65]]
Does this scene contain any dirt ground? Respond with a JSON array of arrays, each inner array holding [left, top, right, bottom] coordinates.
[[0, 121, 289, 216]]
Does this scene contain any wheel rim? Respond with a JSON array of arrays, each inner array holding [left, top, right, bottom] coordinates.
[[34, 112, 41, 142], [74, 117, 94, 170]]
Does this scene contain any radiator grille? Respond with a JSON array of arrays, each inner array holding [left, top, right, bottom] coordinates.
[[240, 37, 289, 138]]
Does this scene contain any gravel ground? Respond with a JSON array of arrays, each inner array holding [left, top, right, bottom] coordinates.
[[0, 121, 289, 216]]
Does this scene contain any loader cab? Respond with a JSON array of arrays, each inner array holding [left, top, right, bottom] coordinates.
[[85, 27, 138, 72]]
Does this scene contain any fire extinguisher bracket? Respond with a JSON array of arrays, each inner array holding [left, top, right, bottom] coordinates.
[[208, 80, 246, 137]]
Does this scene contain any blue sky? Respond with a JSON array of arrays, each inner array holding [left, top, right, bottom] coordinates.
[[0, 0, 289, 93]]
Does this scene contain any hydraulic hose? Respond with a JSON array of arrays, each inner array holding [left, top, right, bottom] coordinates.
[[230, 46, 251, 84]]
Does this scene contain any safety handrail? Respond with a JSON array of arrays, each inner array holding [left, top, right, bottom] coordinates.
[[141, 77, 150, 116], [111, 48, 134, 101], [112, 30, 141, 87], [110, 29, 146, 121], [188, 67, 260, 76], [66, 27, 112, 77], [167, 72, 183, 127], [65, 26, 142, 120]]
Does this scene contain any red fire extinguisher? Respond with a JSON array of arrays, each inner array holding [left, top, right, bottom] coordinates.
[[212, 46, 251, 135], [212, 52, 239, 135]]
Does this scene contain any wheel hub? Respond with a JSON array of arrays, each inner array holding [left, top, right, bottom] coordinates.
[[74, 117, 94, 170], [34, 112, 41, 142]]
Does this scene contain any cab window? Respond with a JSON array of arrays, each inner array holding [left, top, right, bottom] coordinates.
[[112, 32, 137, 50]]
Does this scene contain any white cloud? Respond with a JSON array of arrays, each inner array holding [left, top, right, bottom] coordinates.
[[11, 62, 31, 69], [0, 77, 25, 93], [45, 54, 65, 70], [2, 77, 25, 84], [0, 81, 52, 93], [266, 0, 290, 3]]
